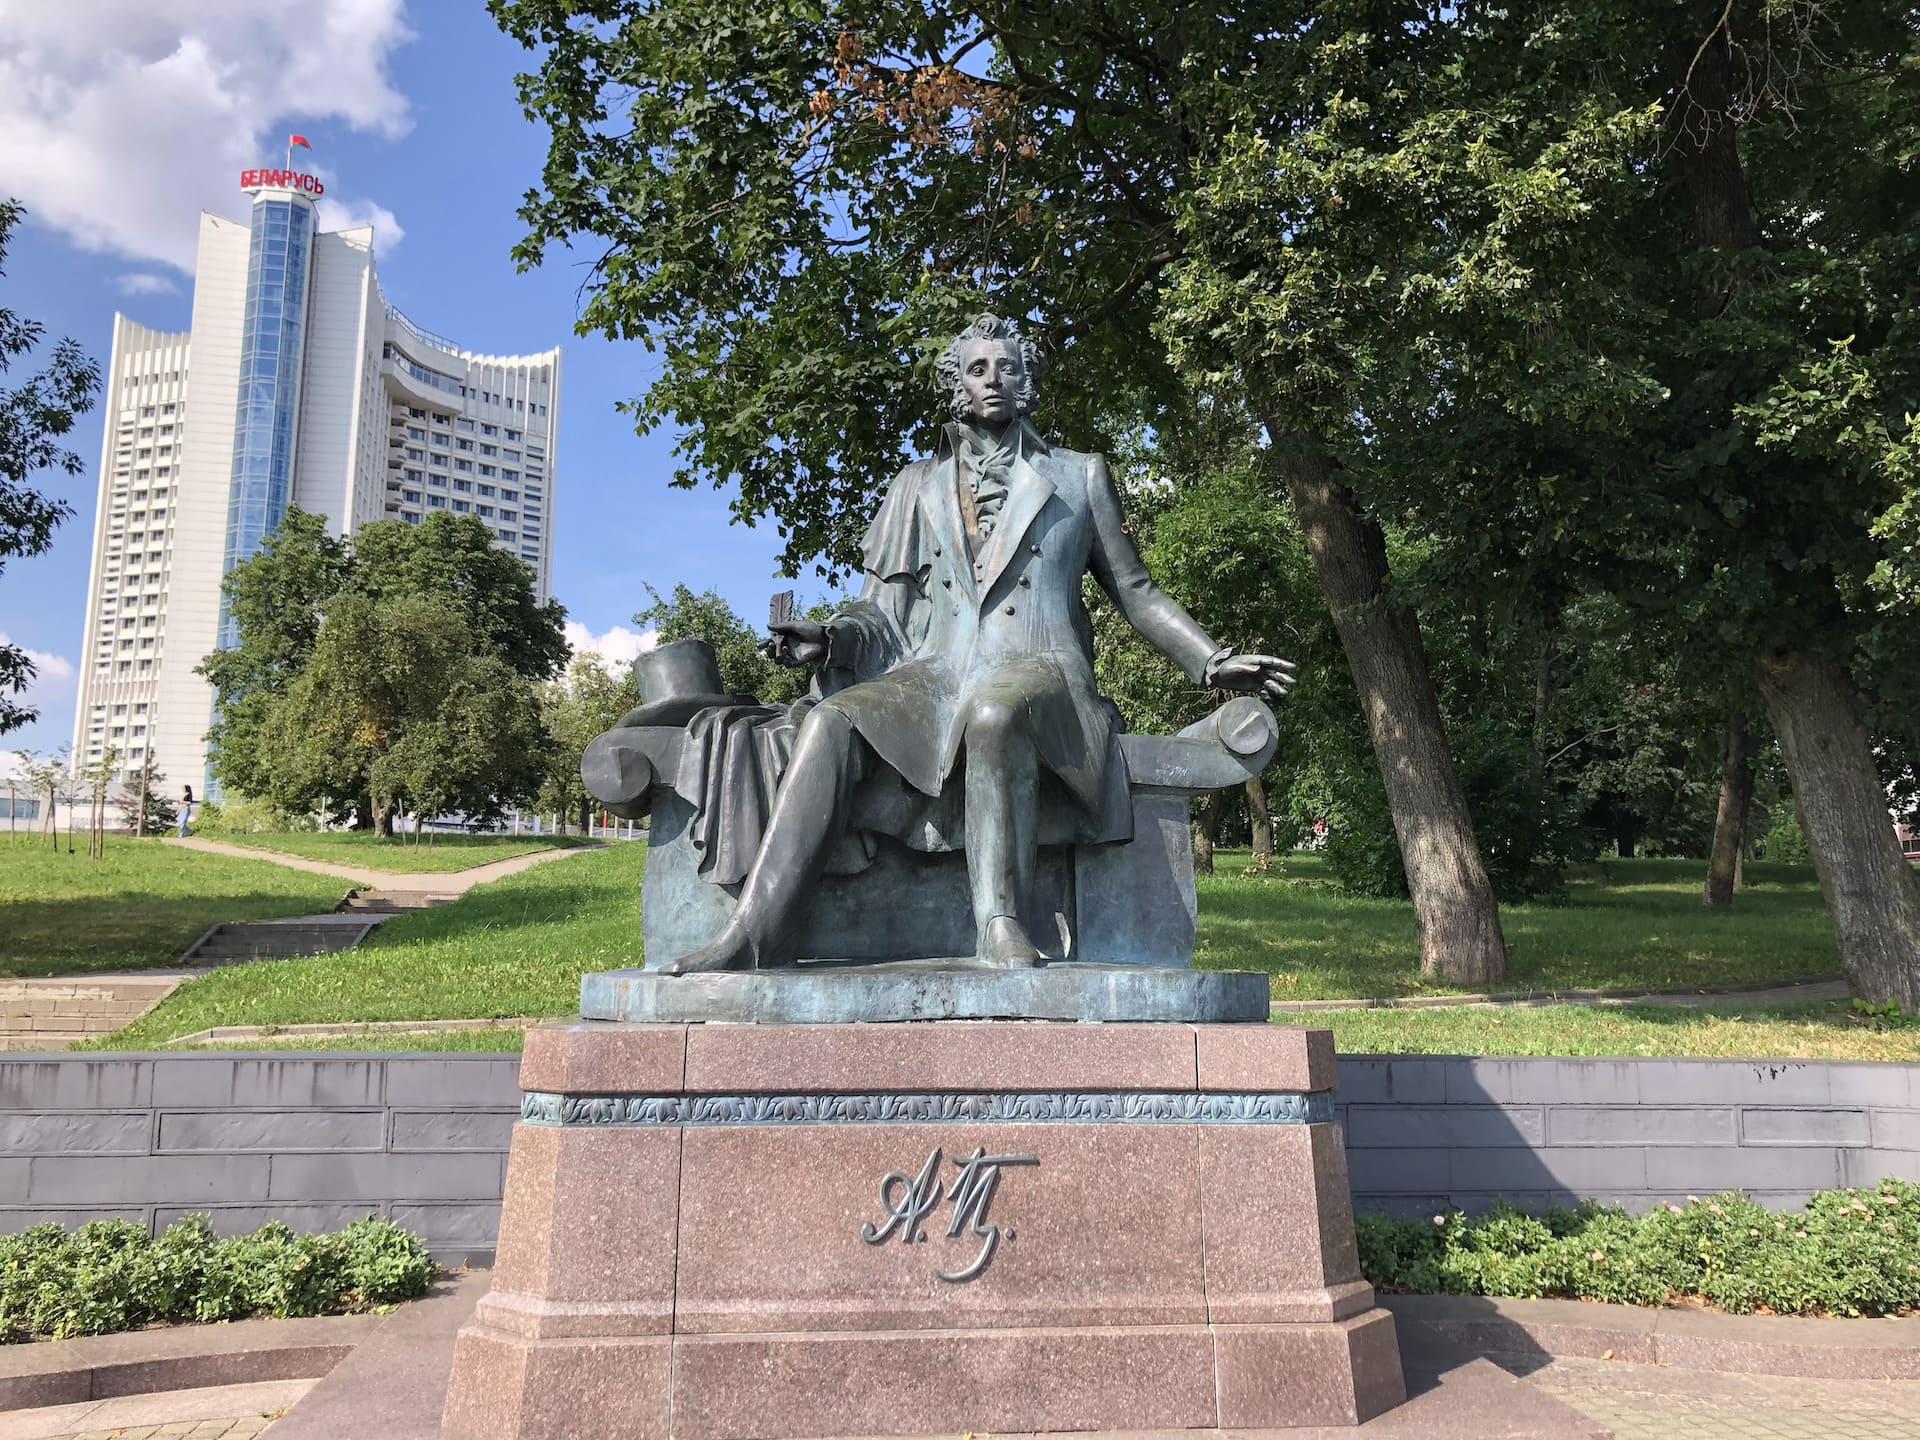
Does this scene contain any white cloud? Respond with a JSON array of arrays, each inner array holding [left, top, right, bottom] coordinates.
[[0, 632, 77, 725], [0, 1, 414, 273], [116, 272, 178, 296], [565, 622, 657, 670], [315, 194, 406, 251]]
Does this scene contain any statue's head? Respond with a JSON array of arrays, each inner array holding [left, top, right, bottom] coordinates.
[[937, 314, 1043, 426]]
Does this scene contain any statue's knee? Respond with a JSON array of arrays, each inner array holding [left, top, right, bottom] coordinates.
[[963, 696, 1022, 750], [796, 702, 854, 756]]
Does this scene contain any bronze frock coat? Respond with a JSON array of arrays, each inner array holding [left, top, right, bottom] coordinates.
[[809, 419, 1223, 847]]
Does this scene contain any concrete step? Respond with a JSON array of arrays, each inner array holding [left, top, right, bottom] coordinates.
[[181, 918, 380, 965], [0, 973, 186, 1048], [338, 889, 458, 914]]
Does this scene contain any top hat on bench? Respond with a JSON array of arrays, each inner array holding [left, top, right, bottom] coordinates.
[[616, 638, 757, 729]]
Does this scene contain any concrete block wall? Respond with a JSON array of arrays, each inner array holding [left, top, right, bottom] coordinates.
[[3, 1052, 1917, 1259], [1337, 1056, 1920, 1217], [0, 1054, 520, 1262]]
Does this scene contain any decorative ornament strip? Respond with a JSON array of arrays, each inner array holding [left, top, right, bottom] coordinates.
[[519, 1089, 1332, 1128]]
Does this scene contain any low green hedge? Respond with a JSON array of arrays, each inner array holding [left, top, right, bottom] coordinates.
[[0, 1215, 434, 1343], [1357, 1180, 1920, 1317]]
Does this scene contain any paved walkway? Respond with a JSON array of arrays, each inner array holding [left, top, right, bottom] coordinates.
[[1524, 1356, 1920, 1438], [165, 835, 598, 894], [0, 1378, 313, 1440]]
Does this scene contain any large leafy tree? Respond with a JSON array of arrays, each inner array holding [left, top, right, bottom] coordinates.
[[538, 652, 642, 830], [633, 583, 828, 707], [0, 199, 100, 734], [490, 0, 1624, 980], [204, 510, 568, 829], [256, 594, 551, 834]]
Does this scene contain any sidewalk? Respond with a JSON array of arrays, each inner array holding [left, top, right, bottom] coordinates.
[[165, 836, 595, 895]]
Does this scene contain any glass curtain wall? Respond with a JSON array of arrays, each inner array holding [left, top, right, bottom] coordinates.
[[219, 196, 316, 646]]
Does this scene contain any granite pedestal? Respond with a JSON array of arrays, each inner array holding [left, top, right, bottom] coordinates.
[[441, 1020, 1406, 1439]]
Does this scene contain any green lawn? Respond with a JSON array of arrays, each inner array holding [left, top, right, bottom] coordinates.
[[99, 844, 647, 1047], [93, 845, 1892, 1059], [205, 830, 592, 873], [1198, 852, 1838, 999], [1322, 1000, 1920, 1061], [0, 840, 348, 978]]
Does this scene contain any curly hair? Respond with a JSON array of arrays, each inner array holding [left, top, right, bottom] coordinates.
[[936, 314, 1043, 421]]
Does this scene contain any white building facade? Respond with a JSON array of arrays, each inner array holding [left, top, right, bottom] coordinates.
[[72, 174, 561, 795]]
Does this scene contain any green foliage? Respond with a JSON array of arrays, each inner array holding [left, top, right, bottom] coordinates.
[[203, 510, 566, 826], [0, 1215, 432, 1343], [1767, 815, 1812, 864], [634, 583, 830, 708], [1358, 1185, 1920, 1317], [539, 654, 642, 826], [115, 766, 177, 835], [1, 197, 101, 734], [191, 795, 318, 836]]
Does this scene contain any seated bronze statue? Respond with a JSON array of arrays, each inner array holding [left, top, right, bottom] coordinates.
[[586, 314, 1294, 974]]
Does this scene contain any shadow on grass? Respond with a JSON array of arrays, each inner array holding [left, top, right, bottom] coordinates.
[[0, 890, 355, 978]]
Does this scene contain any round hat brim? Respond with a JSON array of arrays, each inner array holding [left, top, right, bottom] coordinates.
[[616, 694, 763, 730]]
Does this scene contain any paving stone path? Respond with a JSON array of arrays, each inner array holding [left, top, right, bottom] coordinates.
[[165, 835, 598, 894], [1524, 1356, 1920, 1439], [0, 1378, 313, 1440]]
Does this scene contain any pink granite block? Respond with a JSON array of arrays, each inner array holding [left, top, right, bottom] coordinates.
[[673, 1122, 1207, 1334], [1213, 1311, 1407, 1428], [669, 1324, 1219, 1439], [518, 1023, 686, 1094], [1193, 1024, 1337, 1093], [488, 1125, 679, 1336], [682, 1020, 1199, 1095], [441, 1324, 670, 1440], [1198, 1122, 1371, 1323]]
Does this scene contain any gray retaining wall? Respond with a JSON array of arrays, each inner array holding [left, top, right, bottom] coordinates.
[[2, 1052, 1916, 1259]]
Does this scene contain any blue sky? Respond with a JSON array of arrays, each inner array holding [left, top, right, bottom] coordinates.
[[0, 2, 799, 757]]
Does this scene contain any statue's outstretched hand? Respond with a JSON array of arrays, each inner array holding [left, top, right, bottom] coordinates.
[[764, 619, 829, 667], [1207, 653, 1298, 705]]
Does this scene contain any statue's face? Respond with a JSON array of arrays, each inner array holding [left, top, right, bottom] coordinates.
[[958, 339, 1024, 426]]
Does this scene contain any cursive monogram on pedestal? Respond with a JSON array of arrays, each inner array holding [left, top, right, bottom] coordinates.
[[859, 1145, 1038, 1282]]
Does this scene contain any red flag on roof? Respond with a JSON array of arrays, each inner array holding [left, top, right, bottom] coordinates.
[[289, 134, 312, 150]]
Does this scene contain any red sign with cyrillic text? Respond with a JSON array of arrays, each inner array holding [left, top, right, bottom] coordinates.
[[239, 170, 325, 196]]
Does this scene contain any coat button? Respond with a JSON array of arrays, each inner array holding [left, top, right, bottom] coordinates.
[[1005, 604, 1016, 615], [1030, 543, 1041, 554], [933, 545, 941, 556], [1019, 576, 1031, 587], [943, 578, 952, 588]]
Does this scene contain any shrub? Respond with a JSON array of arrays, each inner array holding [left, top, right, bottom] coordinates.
[[1356, 1183, 1920, 1316], [1766, 813, 1811, 863], [192, 795, 319, 836], [0, 1216, 433, 1343]]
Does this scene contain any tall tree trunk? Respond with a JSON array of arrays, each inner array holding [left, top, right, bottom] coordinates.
[[1245, 776, 1273, 873], [1193, 789, 1228, 877], [1754, 649, 1920, 1008], [1703, 712, 1754, 908], [1529, 633, 1556, 790], [1270, 436, 1508, 983], [375, 802, 396, 838]]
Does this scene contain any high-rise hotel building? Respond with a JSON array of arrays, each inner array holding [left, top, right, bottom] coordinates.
[[72, 170, 562, 793]]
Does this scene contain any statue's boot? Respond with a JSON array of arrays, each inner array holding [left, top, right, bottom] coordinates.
[[660, 923, 755, 975], [977, 914, 1045, 968]]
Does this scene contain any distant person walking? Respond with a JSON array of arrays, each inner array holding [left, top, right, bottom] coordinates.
[[178, 785, 194, 838]]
